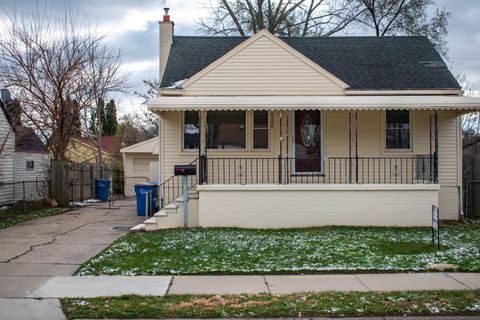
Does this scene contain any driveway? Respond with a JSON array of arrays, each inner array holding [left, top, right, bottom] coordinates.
[[0, 199, 142, 319]]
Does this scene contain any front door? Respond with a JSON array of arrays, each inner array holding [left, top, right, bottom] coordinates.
[[294, 110, 322, 173]]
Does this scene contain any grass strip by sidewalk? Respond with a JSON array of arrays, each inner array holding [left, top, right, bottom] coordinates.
[[62, 290, 480, 319], [0, 207, 70, 229]]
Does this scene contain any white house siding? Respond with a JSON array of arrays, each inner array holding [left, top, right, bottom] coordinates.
[[0, 111, 14, 205], [14, 152, 49, 202], [182, 34, 345, 96]]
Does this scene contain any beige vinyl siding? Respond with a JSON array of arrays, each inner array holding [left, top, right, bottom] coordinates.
[[13, 152, 49, 202], [182, 35, 345, 96], [0, 111, 14, 205]]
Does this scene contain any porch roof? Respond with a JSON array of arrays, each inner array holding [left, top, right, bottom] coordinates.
[[149, 95, 480, 112]]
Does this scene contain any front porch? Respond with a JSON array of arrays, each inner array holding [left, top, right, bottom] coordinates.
[[142, 105, 456, 230]]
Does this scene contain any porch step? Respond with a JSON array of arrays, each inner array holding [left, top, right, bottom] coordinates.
[[144, 217, 158, 232], [129, 223, 146, 232], [144, 191, 199, 231], [164, 203, 178, 215]]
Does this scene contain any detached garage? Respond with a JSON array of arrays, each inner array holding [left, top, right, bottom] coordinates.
[[120, 138, 159, 197]]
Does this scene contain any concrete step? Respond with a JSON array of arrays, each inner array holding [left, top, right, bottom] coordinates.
[[164, 203, 178, 215], [154, 210, 167, 217], [129, 223, 145, 232], [144, 217, 158, 232]]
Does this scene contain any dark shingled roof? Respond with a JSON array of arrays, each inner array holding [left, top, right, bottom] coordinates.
[[161, 35, 460, 90], [15, 126, 48, 154]]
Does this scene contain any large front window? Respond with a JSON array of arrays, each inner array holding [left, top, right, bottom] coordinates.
[[207, 111, 246, 149], [386, 110, 410, 150]]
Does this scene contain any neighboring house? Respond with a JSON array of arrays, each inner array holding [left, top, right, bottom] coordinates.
[[140, 13, 480, 231], [0, 99, 15, 205], [13, 126, 49, 202], [120, 137, 159, 197], [65, 136, 119, 164]]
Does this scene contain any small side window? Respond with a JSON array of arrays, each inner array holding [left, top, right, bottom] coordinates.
[[26, 160, 34, 171], [253, 111, 269, 149], [184, 111, 200, 150]]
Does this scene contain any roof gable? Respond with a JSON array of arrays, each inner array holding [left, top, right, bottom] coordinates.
[[162, 34, 460, 91], [15, 126, 47, 154], [180, 30, 348, 95]]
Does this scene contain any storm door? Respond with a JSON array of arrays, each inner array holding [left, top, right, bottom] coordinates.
[[294, 110, 323, 173]]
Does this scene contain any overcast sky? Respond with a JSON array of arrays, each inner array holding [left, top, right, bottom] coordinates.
[[1, 0, 480, 116]]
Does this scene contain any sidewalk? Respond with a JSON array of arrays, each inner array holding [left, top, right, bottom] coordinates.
[[28, 272, 480, 298]]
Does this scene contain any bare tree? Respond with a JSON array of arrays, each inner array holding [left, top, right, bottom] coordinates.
[[0, 4, 127, 160], [199, 0, 361, 37], [133, 79, 160, 136], [352, 0, 450, 56]]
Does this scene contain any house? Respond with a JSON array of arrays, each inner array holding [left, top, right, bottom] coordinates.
[[13, 126, 49, 202], [0, 90, 49, 205], [65, 136, 119, 165], [0, 95, 15, 205], [120, 137, 159, 196], [140, 12, 480, 230]]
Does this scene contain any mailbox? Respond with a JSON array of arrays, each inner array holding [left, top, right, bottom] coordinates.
[[174, 165, 196, 176]]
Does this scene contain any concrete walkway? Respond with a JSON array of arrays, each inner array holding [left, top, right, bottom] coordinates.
[[26, 272, 480, 298], [0, 199, 143, 320]]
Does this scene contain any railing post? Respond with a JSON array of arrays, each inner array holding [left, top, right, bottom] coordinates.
[[278, 155, 282, 184]]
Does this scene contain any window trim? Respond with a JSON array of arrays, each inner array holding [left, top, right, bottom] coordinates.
[[382, 110, 414, 154]]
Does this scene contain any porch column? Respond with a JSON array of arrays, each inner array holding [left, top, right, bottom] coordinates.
[[198, 110, 207, 184]]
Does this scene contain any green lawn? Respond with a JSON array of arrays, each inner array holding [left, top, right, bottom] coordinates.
[[76, 225, 480, 275], [0, 206, 70, 229], [62, 291, 480, 319]]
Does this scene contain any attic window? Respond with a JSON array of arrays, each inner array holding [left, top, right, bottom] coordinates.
[[26, 160, 34, 171]]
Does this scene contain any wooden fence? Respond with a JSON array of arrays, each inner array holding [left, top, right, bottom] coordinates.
[[50, 160, 113, 207], [463, 141, 480, 218]]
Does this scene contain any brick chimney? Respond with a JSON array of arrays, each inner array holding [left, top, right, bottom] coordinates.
[[159, 8, 173, 83]]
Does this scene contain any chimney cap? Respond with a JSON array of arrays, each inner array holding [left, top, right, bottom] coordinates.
[[164, 8, 170, 15]]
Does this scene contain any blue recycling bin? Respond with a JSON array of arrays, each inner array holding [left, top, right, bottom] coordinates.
[[134, 183, 158, 216], [95, 179, 111, 201]]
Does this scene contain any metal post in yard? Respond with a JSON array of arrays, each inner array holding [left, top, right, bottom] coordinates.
[[183, 175, 189, 227], [22, 181, 26, 210], [80, 165, 84, 202], [145, 191, 149, 218]]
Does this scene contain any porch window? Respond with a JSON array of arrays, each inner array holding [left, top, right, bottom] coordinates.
[[183, 111, 199, 150], [386, 110, 410, 149], [207, 111, 246, 149], [253, 111, 269, 149]]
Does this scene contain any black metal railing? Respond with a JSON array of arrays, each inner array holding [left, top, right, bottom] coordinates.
[[158, 158, 199, 209], [200, 155, 437, 185]]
